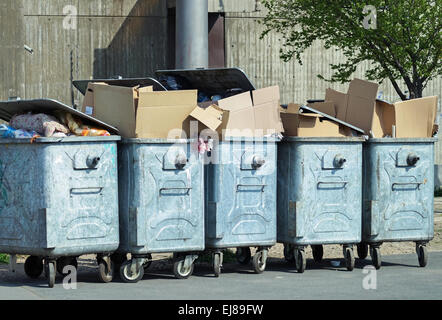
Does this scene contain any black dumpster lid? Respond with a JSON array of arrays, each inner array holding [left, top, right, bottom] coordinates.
[[299, 104, 365, 135], [73, 77, 167, 95], [155, 68, 256, 95], [0, 99, 119, 134]]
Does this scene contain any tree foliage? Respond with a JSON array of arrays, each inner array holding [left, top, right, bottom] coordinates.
[[260, 0, 441, 100]]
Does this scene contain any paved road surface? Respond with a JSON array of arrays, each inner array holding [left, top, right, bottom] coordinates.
[[0, 252, 441, 300]]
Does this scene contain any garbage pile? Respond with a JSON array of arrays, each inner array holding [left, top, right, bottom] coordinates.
[[280, 78, 438, 139], [0, 100, 115, 140]]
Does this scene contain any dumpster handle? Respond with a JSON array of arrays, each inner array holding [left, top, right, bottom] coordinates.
[[159, 187, 192, 194], [392, 182, 423, 189], [317, 181, 348, 187], [236, 184, 267, 192]]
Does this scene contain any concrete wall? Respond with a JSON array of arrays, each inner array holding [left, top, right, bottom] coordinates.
[[1, 0, 169, 107]]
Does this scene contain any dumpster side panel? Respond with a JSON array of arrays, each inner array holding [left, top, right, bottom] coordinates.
[[0, 144, 48, 252], [278, 140, 362, 245], [45, 142, 120, 255], [119, 141, 205, 254], [0, 140, 120, 256], [205, 140, 277, 248], [362, 140, 434, 242]]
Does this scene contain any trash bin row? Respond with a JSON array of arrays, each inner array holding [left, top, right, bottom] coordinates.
[[0, 134, 435, 288]]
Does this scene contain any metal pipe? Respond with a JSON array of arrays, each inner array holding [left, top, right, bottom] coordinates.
[[176, 0, 208, 69]]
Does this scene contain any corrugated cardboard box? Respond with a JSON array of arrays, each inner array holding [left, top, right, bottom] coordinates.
[[280, 104, 348, 137], [371, 96, 438, 138], [325, 79, 438, 138], [81, 82, 197, 138], [189, 86, 284, 139]]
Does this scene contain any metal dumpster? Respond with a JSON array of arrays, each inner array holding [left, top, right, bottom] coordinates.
[[204, 137, 278, 276], [155, 68, 278, 276], [115, 138, 205, 282], [277, 137, 364, 272], [359, 138, 436, 269], [0, 136, 120, 287]]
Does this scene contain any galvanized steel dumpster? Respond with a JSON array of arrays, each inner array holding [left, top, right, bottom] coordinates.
[[277, 137, 364, 272], [0, 136, 120, 287], [115, 139, 205, 282], [205, 137, 278, 276], [359, 138, 436, 269]]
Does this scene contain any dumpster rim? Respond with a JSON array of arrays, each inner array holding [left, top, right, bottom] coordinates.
[[0, 136, 121, 144], [366, 137, 438, 143], [281, 136, 365, 142]]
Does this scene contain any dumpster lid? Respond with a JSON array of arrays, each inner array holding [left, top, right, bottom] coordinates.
[[73, 77, 167, 95], [299, 104, 365, 135], [155, 68, 256, 96], [0, 99, 119, 134]]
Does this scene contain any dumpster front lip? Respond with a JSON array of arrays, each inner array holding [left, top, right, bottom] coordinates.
[[366, 137, 438, 143], [281, 136, 365, 143], [0, 136, 121, 144], [120, 138, 198, 144]]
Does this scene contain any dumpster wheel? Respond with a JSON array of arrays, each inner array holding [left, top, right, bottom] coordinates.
[[312, 245, 324, 263], [252, 249, 267, 274], [357, 243, 369, 260], [213, 252, 223, 277], [236, 247, 251, 265], [56, 257, 78, 276], [344, 246, 355, 271], [173, 255, 195, 279], [44, 260, 56, 288], [120, 260, 144, 283], [294, 248, 306, 273], [416, 243, 428, 267], [98, 256, 114, 283], [24, 256, 43, 279], [370, 246, 382, 270]]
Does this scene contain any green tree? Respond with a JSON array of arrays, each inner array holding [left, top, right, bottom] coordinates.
[[260, 0, 441, 100]]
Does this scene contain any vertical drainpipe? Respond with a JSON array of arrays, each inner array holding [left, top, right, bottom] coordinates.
[[175, 0, 209, 69]]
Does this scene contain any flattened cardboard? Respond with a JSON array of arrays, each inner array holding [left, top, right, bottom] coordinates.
[[307, 101, 336, 118], [371, 96, 438, 138], [136, 90, 197, 139], [280, 103, 345, 137], [189, 104, 223, 132], [325, 89, 348, 121], [195, 85, 284, 138], [92, 84, 138, 138]]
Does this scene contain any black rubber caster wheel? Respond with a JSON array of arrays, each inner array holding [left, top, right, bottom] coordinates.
[[45, 261, 56, 288], [252, 250, 267, 274], [119, 260, 144, 283], [295, 249, 306, 273], [417, 244, 428, 267], [370, 246, 382, 270], [213, 253, 222, 277], [98, 258, 114, 283], [344, 247, 355, 271], [173, 255, 195, 279]]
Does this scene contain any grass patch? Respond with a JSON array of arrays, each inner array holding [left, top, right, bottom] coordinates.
[[0, 254, 9, 264], [197, 249, 237, 264]]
